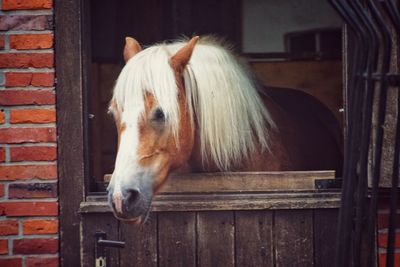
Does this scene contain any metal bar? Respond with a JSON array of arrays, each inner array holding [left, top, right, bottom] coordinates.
[[350, 2, 380, 265], [97, 239, 125, 248], [365, 1, 393, 266], [328, 1, 400, 266], [329, 1, 366, 265]]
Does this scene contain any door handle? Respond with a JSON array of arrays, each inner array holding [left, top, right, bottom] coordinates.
[[95, 231, 125, 267]]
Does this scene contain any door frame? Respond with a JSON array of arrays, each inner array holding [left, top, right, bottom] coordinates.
[[55, 0, 87, 266]]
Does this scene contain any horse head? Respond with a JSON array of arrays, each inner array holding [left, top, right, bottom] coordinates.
[[107, 37, 199, 223]]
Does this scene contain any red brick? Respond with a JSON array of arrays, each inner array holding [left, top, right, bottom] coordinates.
[[0, 239, 8, 254], [0, 258, 23, 267], [0, 53, 53, 68], [378, 233, 400, 248], [10, 34, 53, 50], [26, 257, 58, 267], [0, 127, 56, 143], [0, 15, 53, 31], [378, 252, 400, 267], [378, 196, 400, 210], [0, 201, 58, 216], [0, 220, 18, 235], [0, 110, 5, 124], [0, 90, 55, 106], [378, 213, 400, 229], [3, 0, 52, 10], [23, 219, 58, 235], [9, 183, 57, 199], [10, 109, 55, 124], [6, 72, 54, 87], [0, 184, 4, 197], [0, 164, 57, 181], [11, 146, 56, 161], [5, 72, 31, 87], [0, 147, 5, 162], [13, 238, 58, 254], [32, 72, 54, 86], [0, 35, 4, 50]]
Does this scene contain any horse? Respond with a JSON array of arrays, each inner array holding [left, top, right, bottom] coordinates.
[[107, 36, 343, 223]]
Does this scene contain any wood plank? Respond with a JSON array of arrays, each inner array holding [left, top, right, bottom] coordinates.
[[197, 211, 235, 267], [81, 191, 341, 213], [55, 0, 86, 266], [235, 210, 273, 267], [313, 209, 339, 267], [90, 63, 103, 183], [158, 212, 196, 267], [104, 170, 336, 192], [274, 210, 314, 267], [119, 218, 157, 267], [81, 214, 119, 267], [152, 192, 340, 211]]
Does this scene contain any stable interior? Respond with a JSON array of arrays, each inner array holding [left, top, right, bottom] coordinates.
[[87, 0, 343, 191]]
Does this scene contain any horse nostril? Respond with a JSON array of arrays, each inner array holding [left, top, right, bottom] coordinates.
[[125, 188, 140, 204]]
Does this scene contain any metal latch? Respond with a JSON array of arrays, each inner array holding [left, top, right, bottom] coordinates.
[[315, 178, 342, 189], [95, 231, 125, 267]]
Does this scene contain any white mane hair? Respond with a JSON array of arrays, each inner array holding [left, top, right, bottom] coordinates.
[[112, 36, 275, 171]]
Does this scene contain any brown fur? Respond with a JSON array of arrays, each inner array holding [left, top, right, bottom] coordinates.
[[124, 37, 142, 62], [135, 91, 194, 192]]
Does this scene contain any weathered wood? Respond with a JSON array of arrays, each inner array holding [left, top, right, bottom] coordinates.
[[119, 218, 157, 267], [197, 211, 235, 267], [55, 0, 86, 266], [235, 210, 273, 267], [152, 192, 341, 211], [313, 209, 339, 267], [79, 205, 341, 267], [81, 191, 341, 213], [104, 171, 335, 192], [274, 210, 314, 267], [81, 214, 119, 267], [89, 63, 103, 183], [158, 212, 196, 267]]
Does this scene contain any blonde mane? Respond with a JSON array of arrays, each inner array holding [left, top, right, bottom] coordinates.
[[112, 37, 275, 171]]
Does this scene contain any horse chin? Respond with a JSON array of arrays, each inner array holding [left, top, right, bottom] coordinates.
[[113, 212, 145, 224], [111, 205, 151, 225], [118, 215, 143, 225]]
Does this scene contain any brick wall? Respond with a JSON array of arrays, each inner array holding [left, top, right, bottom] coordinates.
[[0, 0, 58, 267], [377, 198, 400, 266]]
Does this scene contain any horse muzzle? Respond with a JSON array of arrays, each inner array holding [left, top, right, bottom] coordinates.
[[107, 182, 152, 223]]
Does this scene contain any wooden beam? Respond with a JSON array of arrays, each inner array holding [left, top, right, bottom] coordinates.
[[104, 170, 335, 192], [55, 0, 86, 266], [81, 191, 341, 213]]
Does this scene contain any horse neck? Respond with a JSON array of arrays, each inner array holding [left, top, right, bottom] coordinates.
[[186, 93, 296, 172]]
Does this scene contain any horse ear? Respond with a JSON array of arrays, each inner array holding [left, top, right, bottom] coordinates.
[[123, 37, 142, 63], [170, 36, 199, 73]]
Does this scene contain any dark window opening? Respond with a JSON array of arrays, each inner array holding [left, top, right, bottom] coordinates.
[[86, 0, 343, 192]]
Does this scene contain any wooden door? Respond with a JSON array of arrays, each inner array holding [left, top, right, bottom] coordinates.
[[80, 171, 340, 267]]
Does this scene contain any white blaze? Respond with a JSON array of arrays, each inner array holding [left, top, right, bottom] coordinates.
[[110, 107, 143, 203]]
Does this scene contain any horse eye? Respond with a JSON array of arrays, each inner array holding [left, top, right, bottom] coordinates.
[[153, 108, 165, 122]]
